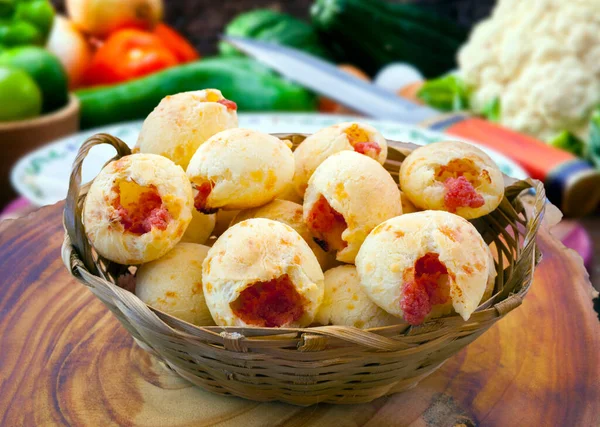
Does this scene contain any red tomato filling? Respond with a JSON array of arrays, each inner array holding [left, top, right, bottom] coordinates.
[[435, 159, 485, 212], [400, 253, 450, 325], [217, 99, 237, 110], [353, 141, 382, 158], [193, 181, 216, 214], [230, 275, 305, 327], [443, 176, 485, 213], [344, 124, 381, 159], [306, 195, 347, 253], [113, 184, 171, 235]]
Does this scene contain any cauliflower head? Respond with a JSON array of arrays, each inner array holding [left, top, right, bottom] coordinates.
[[458, 0, 600, 141]]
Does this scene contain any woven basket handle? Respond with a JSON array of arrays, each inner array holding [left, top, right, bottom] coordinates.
[[63, 133, 132, 276]]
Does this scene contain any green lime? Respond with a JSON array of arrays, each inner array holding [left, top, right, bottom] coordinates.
[[0, 65, 41, 121], [0, 46, 68, 112]]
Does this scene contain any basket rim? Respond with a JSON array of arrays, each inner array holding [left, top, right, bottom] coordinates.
[[60, 132, 545, 351]]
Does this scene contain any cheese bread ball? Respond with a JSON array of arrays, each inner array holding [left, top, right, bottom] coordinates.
[[400, 141, 504, 219], [202, 218, 324, 327], [293, 122, 388, 196], [180, 210, 216, 244], [277, 181, 304, 204], [356, 211, 492, 325], [136, 243, 215, 326], [136, 89, 238, 169], [304, 151, 402, 264], [187, 128, 295, 213], [83, 154, 193, 264], [213, 209, 239, 237], [232, 200, 335, 271], [399, 191, 420, 214], [315, 265, 399, 329]]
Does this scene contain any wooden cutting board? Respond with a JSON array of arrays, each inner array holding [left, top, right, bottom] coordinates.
[[0, 202, 598, 427]]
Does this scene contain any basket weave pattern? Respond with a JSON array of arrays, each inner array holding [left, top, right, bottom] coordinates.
[[62, 133, 545, 405]]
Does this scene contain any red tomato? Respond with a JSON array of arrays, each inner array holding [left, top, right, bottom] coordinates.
[[84, 29, 178, 86], [153, 23, 199, 63]]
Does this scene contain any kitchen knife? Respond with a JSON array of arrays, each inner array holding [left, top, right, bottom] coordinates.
[[223, 35, 600, 217]]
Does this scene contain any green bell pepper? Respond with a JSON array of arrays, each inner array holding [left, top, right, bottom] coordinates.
[[0, 0, 54, 49], [548, 130, 585, 158], [417, 74, 470, 112]]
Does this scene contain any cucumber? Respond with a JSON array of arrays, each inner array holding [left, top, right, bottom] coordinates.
[[219, 10, 284, 56], [220, 9, 330, 59], [76, 57, 318, 129], [387, 3, 469, 41], [311, 0, 468, 78]]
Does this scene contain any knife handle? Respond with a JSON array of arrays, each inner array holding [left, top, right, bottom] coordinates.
[[421, 114, 600, 217]]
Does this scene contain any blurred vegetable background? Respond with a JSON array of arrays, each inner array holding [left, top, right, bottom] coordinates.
[[1, 0, 596, 173], [0, 0, 580, 170], [0, 0, 475, 130], [7, 0, 600, 180], [0, 0, 494, 127], [54, 0, 479, 129], [50, 0, 495, 55]]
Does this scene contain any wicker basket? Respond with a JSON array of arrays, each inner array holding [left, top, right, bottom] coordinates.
[[62, 133, 545, 406]]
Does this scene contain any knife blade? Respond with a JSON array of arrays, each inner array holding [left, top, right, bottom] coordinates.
[[223, 36, 600, 217], [222, 35, 439, 124]]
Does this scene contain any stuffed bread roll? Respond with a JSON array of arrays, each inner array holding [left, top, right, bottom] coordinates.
[[231, 199, 336, 271], [293, 122, 387, 196], [83, 153, 193, 264], [356, 211, 492, 325], [136, 89, 238, 169], [187, 128, 294, 213], [202, 218, 324, 327], [400, 141, 504, 219], [303, 151, 402, 264]]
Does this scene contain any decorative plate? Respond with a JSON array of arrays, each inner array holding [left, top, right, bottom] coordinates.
[[10, 113, 527, 206]]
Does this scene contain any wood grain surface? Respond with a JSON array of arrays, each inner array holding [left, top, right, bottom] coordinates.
[[0, 202, 599, 427]]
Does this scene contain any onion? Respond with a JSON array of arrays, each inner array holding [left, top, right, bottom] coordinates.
[[45, 15, 93, 89], [66, 0, 163, 38]]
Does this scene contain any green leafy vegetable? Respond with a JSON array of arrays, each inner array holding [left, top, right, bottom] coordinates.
[[482, 97, 501, 122], [587, 108, 600, 167], [548, 130, 585, 157], [416, 75, 470, 112]]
